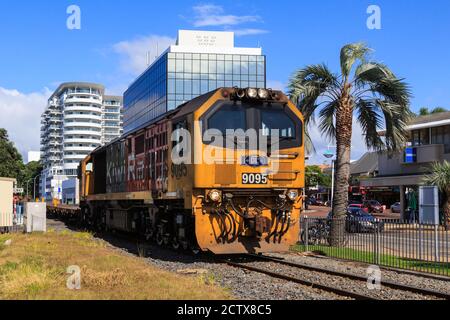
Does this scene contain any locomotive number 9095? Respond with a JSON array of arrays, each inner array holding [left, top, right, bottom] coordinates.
[[242, 173, 268, 185]]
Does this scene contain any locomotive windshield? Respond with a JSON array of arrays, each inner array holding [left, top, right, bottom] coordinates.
[[261, 109, 295, 138], [202, 101, 302, 149], [208, 104, 246, 135]]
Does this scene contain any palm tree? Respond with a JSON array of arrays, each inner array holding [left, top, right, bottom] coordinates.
[[289, 43, 412, 245], [423, 161, 450, 230]]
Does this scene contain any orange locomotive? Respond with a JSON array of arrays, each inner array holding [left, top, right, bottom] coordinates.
[[79, 88, 305, 254]]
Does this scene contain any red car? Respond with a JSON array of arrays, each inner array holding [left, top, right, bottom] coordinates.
[[363, 200, 384, 214], [348, 202, 369, 213]]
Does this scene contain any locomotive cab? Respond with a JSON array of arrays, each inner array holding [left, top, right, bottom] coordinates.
[[177, 88, 305, 254]]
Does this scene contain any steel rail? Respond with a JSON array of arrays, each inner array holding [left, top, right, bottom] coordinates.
[[222, 259, 376, 300], [247, 254, 450, 300]]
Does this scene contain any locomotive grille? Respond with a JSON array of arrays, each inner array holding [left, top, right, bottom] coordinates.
[[215, 164, 237, 185]]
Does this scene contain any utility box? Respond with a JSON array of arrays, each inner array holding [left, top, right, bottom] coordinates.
[[0, 177, 16, 229], [419, 186, 440, 225], [24, 202, 47, 233]]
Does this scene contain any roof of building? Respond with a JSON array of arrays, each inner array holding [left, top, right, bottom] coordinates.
[[50, 82, 105, 100], [350, 152, 379, 176], [409, 111, 450, 125], [379, 111, 450, 135]]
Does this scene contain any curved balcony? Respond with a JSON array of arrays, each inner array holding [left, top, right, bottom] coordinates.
[[64, 154, 90, 161], [63, 129, 102, 137], [64, 122, 102, 129], [64, 114, 102, 121], [48, 149, 63, 154], [64, 105, 102, 114], [64, 138, 101, 145], [64, 96, 102, 105], [64, 147, 97, 154]]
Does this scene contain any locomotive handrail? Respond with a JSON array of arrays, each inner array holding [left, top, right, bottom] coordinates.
[[269, 152, 299, 159], [265, 170, 300, 181]]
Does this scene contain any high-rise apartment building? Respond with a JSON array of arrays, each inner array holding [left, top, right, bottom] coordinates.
[[40, 82, 123, 200], [124, 30, 266, 133]]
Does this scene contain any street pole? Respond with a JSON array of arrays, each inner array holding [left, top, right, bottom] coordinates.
[[33, 174, 42, 201], [331, 159, 335, 211]]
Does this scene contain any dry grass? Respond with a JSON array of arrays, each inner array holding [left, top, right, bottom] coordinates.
[[0, 232, 230, 300]]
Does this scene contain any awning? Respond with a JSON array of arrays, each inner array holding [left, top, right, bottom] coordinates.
[[361, 175, 427, 187]]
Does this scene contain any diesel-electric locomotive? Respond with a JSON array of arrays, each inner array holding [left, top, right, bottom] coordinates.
[[78, 88, 305, 254]]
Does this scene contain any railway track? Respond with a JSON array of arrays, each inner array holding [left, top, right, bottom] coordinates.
[[241, 254, 450, 300], [222, 258, 376, 300], [47, 217, 450, 300]]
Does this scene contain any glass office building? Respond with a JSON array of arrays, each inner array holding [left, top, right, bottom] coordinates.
[[124, 30, 266, 133]]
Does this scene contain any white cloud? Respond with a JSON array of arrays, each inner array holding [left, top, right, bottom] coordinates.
[[0, 87, 50, 159], [232, 28, 269, 36], [192, 4, 262, 27], [113, 35, 175, 76]]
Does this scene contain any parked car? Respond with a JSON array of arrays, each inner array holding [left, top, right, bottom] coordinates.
[[390, 202, 401, 213], [328, 209, 384, 233], [346, 208, 385, 233], [348, 202, 369, 213], [307, 197, 325, 206], [363, 200, 384, 214]]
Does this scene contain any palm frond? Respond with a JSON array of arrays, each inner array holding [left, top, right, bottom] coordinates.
[[355, 99, 384, 150], [318, 100, 338, 142], [340, 43, 371, 79], [288, 64, 339, 126], [423, 161, 450, 192], [353, 62, 413, 152]]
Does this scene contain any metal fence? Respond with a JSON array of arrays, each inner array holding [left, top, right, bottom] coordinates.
[[299, 217, 450, 277], [0, 224, 25, 234]]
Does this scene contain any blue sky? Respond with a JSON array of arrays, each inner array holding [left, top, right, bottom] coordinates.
[[0, 0, 449, 162]]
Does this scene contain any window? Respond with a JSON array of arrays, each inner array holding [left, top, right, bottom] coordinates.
[[202, 101, 302, 149], [208, 105, 246, 135], [261, 110, 295, 138]]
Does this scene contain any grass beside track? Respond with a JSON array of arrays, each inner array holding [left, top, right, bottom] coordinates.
[[0, 232, 230, 300], [292, 244, 450, 277]]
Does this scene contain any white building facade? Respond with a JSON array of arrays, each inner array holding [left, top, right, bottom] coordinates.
[[40, 82, 123, 200]]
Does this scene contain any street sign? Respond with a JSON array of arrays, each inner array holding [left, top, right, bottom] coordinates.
[[14, 188, 24, 194]]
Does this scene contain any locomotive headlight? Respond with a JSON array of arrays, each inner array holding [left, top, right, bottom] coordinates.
[[247, 88, 258, 99], [257, 88, 269, 99], [208, 189, 222, 202], [287, 190, 299, 201]]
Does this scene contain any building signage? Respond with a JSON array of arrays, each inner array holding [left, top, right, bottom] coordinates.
[[13, 188, 24, 194], [178, 30, 234, 48], [404, 147, 417, 164]]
